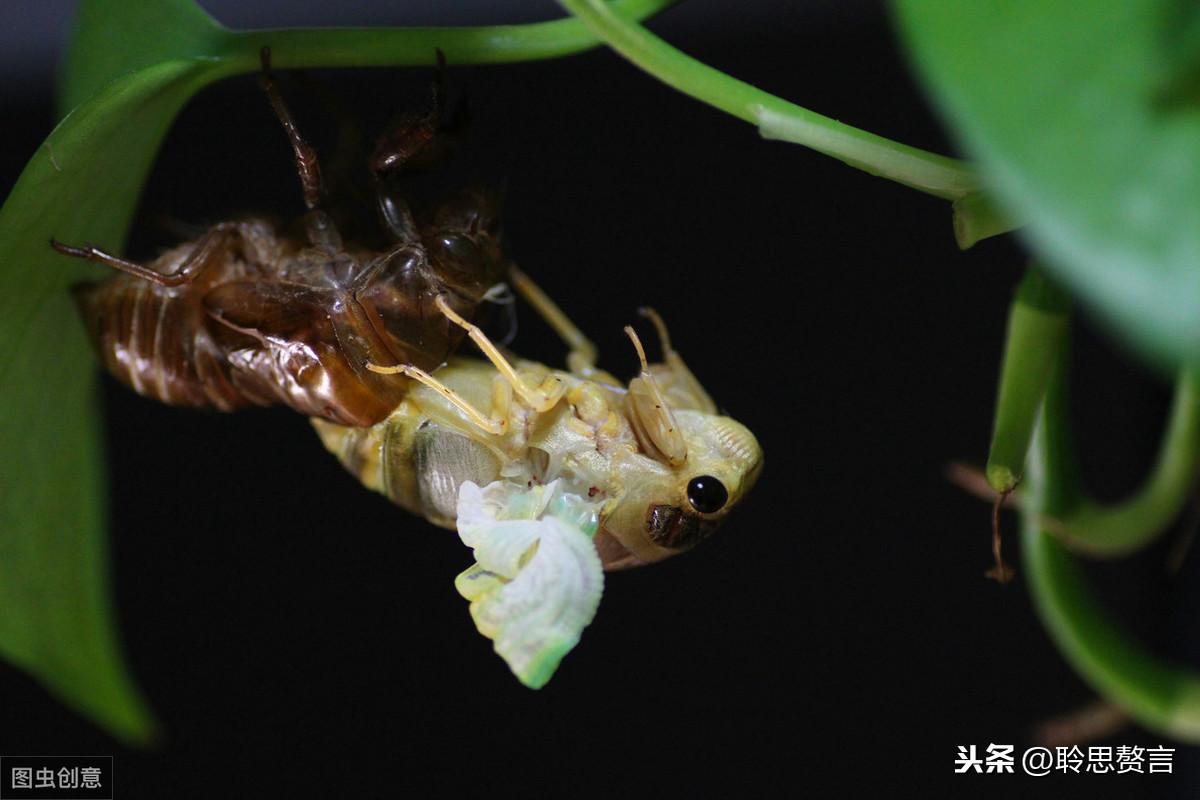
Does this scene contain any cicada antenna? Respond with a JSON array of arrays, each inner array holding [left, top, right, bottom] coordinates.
[[624, 325, 652, 374]]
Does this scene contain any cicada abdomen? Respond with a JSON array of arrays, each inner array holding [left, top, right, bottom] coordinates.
[[69, 220, 279, 412], [64, 202, 507, 427], [313, 359, 504, 526]]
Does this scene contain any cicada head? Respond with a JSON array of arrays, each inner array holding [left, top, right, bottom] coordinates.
[[593, 323, 763, 569], [595, 409, 762, 570]]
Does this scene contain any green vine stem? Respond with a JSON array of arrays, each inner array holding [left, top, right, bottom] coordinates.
[[985, 266, 1070, 494], [557, 0, 983, 202], [952, 192, 1024, 249], [220, 1, 681, 73], [1050, 368, 1200, 557], [60, 0, 680, 114], [981, 266, 1200, 558], [1022, 352, 1200, 741]]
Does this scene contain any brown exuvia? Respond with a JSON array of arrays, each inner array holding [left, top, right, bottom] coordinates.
[[54, 48, 509, 427]]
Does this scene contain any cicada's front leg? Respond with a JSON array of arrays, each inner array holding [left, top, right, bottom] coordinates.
[[365, 360, 513, 437], [507, 265, 596, 375], [507, 265, 623, 385], [433, 294, 568, 413], [368, 288, 574, 436]]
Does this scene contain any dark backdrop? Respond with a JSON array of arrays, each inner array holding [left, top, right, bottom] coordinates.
[[2, 2, 1198, 797]]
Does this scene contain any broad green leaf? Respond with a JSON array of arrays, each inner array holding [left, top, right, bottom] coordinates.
[[59, 0, 225, 114], [893, 1, 1200, 368], [0, 54, 219, 747], [0, 0, 676, 742]]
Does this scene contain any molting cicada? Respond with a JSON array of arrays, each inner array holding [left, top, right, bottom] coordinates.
[[50, 47, 764, 688], [315, 283, 763, 685], [315, 298, 762, 570]]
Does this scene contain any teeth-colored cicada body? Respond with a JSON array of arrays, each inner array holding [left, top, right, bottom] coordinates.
[[314, 284, 762, 686], [314, 310, 762, 571]]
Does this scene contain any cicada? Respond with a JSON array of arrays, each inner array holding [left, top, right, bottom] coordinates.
[[316, 297, 762, 566], [52, 48, 764, 686], [314, 275, 763, 681], [315, 281, 763, 684], [52, 49, 510, 427]]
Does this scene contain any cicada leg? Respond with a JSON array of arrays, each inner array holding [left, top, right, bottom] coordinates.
[[50, 223, 240, 288], [506, 264, 610, 380], [434, 294, 567, 413], [365, 362, 508, 436]]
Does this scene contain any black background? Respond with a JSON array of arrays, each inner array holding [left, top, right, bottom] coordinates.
[[2, 2, 1199, 797]]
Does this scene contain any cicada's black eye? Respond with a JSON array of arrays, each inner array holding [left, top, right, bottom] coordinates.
[[686, 475, 728, 514]]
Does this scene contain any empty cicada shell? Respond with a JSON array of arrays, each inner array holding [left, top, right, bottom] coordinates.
[[55, 48, 512, 427]]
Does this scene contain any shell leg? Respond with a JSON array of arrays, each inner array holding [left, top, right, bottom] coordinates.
[[51, 223, 239, 287], [259, 46, 323, 214], [259, 47, 346, 253]]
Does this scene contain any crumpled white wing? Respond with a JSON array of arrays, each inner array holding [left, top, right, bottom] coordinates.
[[454, 480, 604, 688]]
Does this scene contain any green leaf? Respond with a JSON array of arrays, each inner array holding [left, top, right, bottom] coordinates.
[[0, 52, 217, 747], [59, 0, 224, 115], [893, 1, 1200, 368], [0, 0, 677, 743]]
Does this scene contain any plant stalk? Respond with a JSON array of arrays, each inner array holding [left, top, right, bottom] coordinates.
[[558, 0, 981, 200]]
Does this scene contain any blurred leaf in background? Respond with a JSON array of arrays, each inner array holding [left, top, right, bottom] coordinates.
[[0, 0, 230, 747], [894, 1, 1200, 371]]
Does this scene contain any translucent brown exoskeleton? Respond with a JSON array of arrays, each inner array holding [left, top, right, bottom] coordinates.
[[315, 289, 764, 570], [52, 49, 517, 427]]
